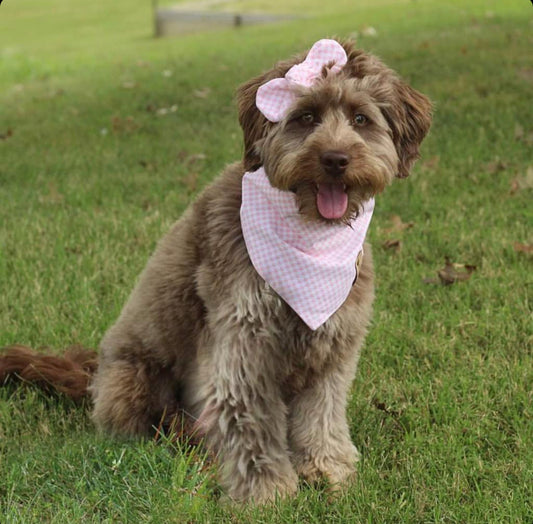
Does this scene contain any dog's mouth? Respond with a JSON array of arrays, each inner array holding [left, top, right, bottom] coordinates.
[[316, 182, 348, 220]]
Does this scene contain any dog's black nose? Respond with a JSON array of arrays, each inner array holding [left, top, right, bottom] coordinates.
[[320, 150, 350, 175]]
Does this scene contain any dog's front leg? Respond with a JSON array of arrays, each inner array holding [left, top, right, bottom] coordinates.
[[203, 321, 298, 503], [288, 359, 360, 490]]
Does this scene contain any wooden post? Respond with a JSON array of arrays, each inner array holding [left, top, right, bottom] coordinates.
[[152, 0, 161, 38]]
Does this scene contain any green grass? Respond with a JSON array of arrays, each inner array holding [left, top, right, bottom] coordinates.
[[1, 0, 532, 522]]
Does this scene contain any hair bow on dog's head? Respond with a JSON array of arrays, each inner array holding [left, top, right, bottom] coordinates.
[[256, 39, 348, 122]]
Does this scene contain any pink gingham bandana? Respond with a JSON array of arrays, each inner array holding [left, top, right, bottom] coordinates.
[[256, 39, 348, 122], [240, 167, 374, 330]]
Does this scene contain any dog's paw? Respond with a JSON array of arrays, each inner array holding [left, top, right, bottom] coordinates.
[[293, 443, 360, 489], [226, 465, 299, 505]]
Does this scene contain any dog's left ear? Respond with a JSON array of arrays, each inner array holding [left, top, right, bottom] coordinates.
[[236, 53, 306, 171], [342, 41, 433, 179], [385, 80, 433, 178]]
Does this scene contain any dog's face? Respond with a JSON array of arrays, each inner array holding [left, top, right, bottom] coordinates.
[[238, 41, 432, 223]]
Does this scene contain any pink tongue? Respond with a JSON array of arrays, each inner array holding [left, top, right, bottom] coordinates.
[[316, 183, 348, 219]]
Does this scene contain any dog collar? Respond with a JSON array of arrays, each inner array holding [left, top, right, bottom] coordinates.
[[240, 167, 374, 330]]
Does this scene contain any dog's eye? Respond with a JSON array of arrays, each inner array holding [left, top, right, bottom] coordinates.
[[353, 114, 369, 127], [299, 112, 315, 125]]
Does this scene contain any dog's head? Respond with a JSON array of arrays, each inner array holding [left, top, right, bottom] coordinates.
[[237, 39, 432, 223]]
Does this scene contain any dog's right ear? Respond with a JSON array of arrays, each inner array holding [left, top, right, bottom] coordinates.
[[237, 74, 271, 171], [237, 54, 305, 171]]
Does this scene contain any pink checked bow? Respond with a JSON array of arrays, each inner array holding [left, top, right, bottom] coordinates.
[[256, 39, 348, 122]]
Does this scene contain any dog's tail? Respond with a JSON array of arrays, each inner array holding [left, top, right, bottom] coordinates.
[[0, 344, 98, 402]]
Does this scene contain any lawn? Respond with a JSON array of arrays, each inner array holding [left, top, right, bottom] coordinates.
[[1, 0, 532, 522]]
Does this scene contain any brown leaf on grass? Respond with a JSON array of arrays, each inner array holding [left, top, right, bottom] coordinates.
[[112, 115, 139, 134], [360, 26, 378, 37], [513, 242, 533, 254], [517, 68, 533, 83], [437, 258, 477, 285], [185, 153, 206, 168], [384, 215, 414, 234], [485, 158, 508, 174], [423, 258, 477, 285], [420, 155, 440, 171], [193, 87, 211, 99], [0, 129, 13, 140], [42, 88, 65, 100], [382, 239, 402, 252], [513, 124, 533, 146], [39, 183, 64, 205], [156, 105, 178, 116], [139, 160, 158, 172], [475, 85, 489, 98], [372, 398, 401, 418], [177, 151, 207, 169], [510, 166, 533, 194]]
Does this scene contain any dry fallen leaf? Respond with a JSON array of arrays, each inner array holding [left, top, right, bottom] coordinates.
[[193, 88, 211, 99], [139, 160, 158, 172], [0, 129, 13, 140], [177, 151, 207, 168], [39, 183, 64, 205], [423, 258, 477, 285], [437, 259, 477, 285], [155, 105, 178, 116], [513, 124, 533, 146], [475, 85, 489, 98], [360, 26, 378, 37], [382, 239, 402, 252], [518, 68, 533, 83], [514, 124, 525, 141], [513, 242, 533, 254], [420, 155, 440, 171], [384, 215, 414, 234], [112, 115, 139, 133], [510, 166, 533, 194], [185, 153, 206, 168], [42, 88, 65, 100], [372, 398, 401, 418], [485, 158, 508, 174]]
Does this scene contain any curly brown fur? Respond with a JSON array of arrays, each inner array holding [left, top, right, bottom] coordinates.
[[2, 40, 432, 504]]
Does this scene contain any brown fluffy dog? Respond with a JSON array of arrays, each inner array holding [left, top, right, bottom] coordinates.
[[2, 40, 431, 503]]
